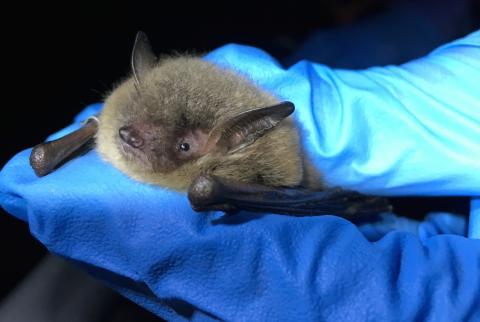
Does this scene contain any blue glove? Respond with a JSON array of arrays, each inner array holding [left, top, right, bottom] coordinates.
[[1, 31, 480, 321]]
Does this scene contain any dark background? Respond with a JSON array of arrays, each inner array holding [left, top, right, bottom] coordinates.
[[0, 0, 478, 314]]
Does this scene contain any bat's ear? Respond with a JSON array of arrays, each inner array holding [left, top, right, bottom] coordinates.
[[131, 31, 157, 86], [206, 101, 294, 154]]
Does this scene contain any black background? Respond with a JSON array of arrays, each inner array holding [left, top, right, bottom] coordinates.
[[0, 0, 478, 305]]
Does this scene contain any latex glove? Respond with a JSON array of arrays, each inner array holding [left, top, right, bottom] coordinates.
[[1, 31, 480, 321]]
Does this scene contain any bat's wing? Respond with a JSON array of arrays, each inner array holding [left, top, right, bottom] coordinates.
[[30, 116, 99, 177], [188, 175, 392, 218]]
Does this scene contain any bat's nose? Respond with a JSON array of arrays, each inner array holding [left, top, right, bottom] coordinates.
[[119, 126, 144, 148]]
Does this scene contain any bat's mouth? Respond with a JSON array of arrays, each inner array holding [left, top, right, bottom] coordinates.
[[116, 137, 178, 173], [117, 138, 153, 169]]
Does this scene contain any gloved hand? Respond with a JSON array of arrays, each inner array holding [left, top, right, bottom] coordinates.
[[1, 31, 479, 321]]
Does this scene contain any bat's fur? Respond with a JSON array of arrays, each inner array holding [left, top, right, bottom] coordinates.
[[97, 53, 320, 191]]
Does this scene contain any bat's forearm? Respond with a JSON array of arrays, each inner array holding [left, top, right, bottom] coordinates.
[[188, 174, 392, 217], [30, 116, 99, 177]]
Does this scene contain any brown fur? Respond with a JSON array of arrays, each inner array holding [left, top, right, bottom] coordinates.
[[96, 55, 319, 191]]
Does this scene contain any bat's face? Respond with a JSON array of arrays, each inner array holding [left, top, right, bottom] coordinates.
[[96, 32, 302, 191], [114, 108, 210, 174], [97, 70, 216, 186]]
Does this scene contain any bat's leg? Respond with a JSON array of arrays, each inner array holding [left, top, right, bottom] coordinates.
[[188, 175, 392, 218], [30, 116, 99, 177]]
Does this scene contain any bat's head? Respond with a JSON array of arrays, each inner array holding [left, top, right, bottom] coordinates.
[[96, 32, 302, 190]]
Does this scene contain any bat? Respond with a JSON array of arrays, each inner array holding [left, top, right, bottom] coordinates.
[[29, 31, 391, 218]]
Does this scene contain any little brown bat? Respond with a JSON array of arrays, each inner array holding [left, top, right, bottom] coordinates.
[[30, 32, 390, 217]]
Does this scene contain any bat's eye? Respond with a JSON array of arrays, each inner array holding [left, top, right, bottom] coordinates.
[[179, 143, 190, 152]]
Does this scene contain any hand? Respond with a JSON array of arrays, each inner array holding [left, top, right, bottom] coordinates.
[[205, 31, 480, 196], [1, 31, 479, 321]]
